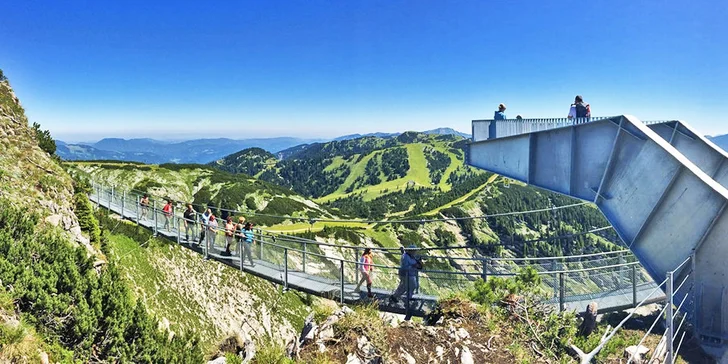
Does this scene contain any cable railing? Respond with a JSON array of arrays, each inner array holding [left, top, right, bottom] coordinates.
[[90, 182, 662, 313]]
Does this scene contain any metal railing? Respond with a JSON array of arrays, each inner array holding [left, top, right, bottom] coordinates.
[[472, 116, 614, 142], [90, 182, 662, 312]]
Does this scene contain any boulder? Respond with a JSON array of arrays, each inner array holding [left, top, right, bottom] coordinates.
[[460, 346, 474, 364], [624, 345, 650, 364]]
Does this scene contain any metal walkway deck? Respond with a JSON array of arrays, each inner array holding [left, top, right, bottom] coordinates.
[[89, 185, 662, 317], [469, 115, 728, 360]]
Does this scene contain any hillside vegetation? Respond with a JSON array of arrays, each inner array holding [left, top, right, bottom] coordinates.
[[0, 71, 204, 362], [69, 161, 335, 226]]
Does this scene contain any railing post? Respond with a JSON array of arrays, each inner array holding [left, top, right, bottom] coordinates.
[[559, 272, 565, 312], [96, 184, 101, 209], [632, 265, 637, 308], [204, 223, 210, 260], [666, 270, 674, 364], [240, 241, 244, 272], [355, 248, 360, 285], [552, 260, 558, 299], [153, 200, 158, 235], [481, 258, 489, 281], [111, 185, 115, 207], [302, 241, 307, 274], [121, 190, 125, 217], [339, 260, 345, 304], [135, 195, 140, 225], [177, 217, 181, 244], [618, 253, 625, 287], [284, 248, 289, 291]]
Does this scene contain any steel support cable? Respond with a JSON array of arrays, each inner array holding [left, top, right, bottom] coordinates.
[[626, 278, 671, 363]]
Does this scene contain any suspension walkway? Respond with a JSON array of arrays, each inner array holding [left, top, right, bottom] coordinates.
[[469, 115, 728, 360], [89, 185, 661, 318]]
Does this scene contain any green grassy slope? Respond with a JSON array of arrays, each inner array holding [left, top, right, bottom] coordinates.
[[103, 218, 311, 348]]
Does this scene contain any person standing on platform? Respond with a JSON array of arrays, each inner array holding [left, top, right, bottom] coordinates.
[[567, 95, 591, 122], [242, 222, 255, 267], [494, 103, 507, 120], [162, 199, 174, 230], [224, 216, 235, 255], [183, 204, 196, 242], [199, 208, 211, 245], [235, 216, 246, 254], [207, 214, 218, 250]]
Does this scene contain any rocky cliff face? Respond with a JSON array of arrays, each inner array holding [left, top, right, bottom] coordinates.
[[0, 78, 93, 253]]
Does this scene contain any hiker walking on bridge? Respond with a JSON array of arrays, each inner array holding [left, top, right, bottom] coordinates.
[[139, 194, 150, 220], [354, 248, 374, 298], [389, 245, 422, 307]]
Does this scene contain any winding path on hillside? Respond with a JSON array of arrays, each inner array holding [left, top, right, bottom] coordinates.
[[89, 185, 663, 318]]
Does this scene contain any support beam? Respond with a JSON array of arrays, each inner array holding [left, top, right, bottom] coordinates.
[[669, 121, 680, 144], [594, 118, 624, 204], [629, 166, 684, 248]]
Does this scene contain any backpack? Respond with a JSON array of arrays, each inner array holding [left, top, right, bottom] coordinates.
[[575, 103, 591, 118]]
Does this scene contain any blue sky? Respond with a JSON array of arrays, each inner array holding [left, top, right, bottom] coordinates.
[[1, 1, 726, 142]]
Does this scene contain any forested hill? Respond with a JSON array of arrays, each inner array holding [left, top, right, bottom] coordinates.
[[211, 131, 474, 204]]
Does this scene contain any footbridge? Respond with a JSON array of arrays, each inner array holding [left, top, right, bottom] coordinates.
[[469, 115, 728, 359], [89, 184, 661, 318]]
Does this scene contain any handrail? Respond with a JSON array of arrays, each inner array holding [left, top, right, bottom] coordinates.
[[91, 181, 660, 315]]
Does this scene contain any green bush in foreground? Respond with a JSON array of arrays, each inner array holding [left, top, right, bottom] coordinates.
[[0, 201, 203, 362]]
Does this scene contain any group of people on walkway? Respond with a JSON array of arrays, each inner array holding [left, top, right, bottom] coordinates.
[[138, 196, 257, 266], [494, 95, 591, 120], [138, 193, 426, 313]]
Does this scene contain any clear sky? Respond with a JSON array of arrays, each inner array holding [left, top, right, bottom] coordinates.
[[1, 1, 727, 142]]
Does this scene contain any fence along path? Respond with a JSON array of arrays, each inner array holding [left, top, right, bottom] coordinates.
[[89, 183, 663, 317]]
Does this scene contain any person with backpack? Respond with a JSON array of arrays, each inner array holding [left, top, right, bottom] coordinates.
[[162, 199, 174, 230], [389, 245, 422, 306], [224, 216, 235, 255], [242, 222, 255, 267], [354, 248, 375, 298], [139, 194, 150, 220], [567, 95, 591, 122], [183, 204, 196, 242]]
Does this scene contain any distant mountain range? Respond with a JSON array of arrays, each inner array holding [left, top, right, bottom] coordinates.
[[56, 127, 471, 164], [56, 137, 324, 164]]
